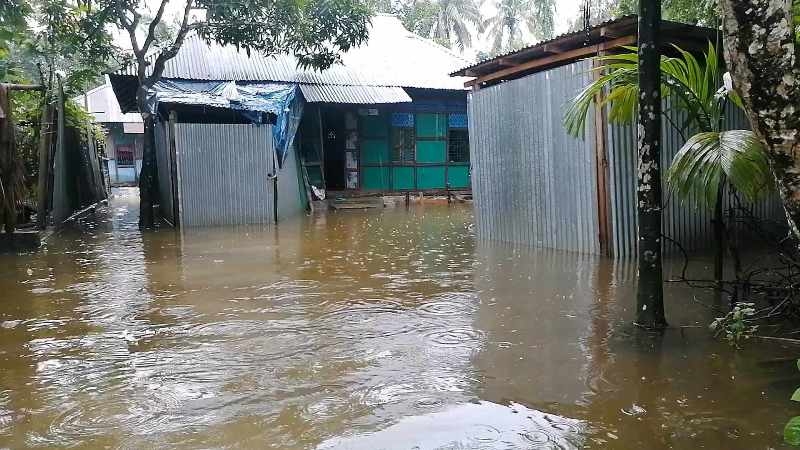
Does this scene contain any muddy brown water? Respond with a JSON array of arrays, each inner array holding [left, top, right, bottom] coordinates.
[[0, 188, 798, 449]]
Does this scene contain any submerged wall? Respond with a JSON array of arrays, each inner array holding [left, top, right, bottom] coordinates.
[[468, 58, 784, 257], [153, 122, 304, 227], [468, 59, 601, 254], [607, 103, 784, 257]]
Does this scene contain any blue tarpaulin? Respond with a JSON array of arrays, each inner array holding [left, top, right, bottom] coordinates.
[[147, 80, 304, 167]]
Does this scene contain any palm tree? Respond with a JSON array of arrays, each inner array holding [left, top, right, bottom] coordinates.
[[428, 0, 484, 51], [564, 43, 773, 287], [482, 0, 555, 54]]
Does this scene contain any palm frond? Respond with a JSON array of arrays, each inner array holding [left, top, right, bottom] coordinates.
[[666, 130, 773, 208]]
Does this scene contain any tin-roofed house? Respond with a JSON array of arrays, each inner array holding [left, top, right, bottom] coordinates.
[[78, 77, 144, 186], [451, 16, 782, 257], [109, 14, 473, 227]]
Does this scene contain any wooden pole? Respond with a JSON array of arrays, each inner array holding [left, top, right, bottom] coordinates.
[[593, 51, 611, 256], [168, 110, 180, 227], [1, 83, 44, 92], [0, 84, 15, 233], [635, 0, 667, 329], [36, 94, 54, 229]]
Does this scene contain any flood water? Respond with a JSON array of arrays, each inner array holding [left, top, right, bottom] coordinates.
[[1, 188, 798, 449]]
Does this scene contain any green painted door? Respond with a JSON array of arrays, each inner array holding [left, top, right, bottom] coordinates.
[[360, 112, 390, 190]]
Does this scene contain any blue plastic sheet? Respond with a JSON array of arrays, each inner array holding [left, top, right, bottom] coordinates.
[[146, 80, 304, 167]]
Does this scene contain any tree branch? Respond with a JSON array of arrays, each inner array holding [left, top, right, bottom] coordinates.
[[145, 0, 194, 86], [141, 0, 170, 53]]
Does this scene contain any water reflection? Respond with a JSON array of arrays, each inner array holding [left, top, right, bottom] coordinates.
[[0, 189, 797, 448]]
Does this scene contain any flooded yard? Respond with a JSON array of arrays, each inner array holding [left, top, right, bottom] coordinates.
[[0, 188, 798, 449]]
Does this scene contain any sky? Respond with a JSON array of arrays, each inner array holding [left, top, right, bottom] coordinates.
[[113, 0, 585, 58]]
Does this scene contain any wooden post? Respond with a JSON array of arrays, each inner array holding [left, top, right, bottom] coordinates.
[[1, 83, 44, 92], [168, 111, 180, 227], [317, 105, 326, 189], [36, 95, 54, 229], [0, 84, 15, 233], [82, 90, 105, 202], [635, 0, 667, 329], [713, 177, 726, 289], [51, 75, 68, 224], [593, 52, 611, 256]]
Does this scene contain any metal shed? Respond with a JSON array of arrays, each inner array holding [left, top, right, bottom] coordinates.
[[452, 16, 783, 257], [153, 115, 304, 228]]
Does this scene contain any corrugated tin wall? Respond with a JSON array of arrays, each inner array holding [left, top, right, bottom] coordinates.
[[277, 142, 304, 219], [174, 123, 276, 227], [154, 121, 175, 225], [607, 100, 784, 257], [468, 59, 600, 254]]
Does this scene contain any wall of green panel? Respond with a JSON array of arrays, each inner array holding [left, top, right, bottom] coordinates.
[[362, 166, 390, 190], [416, 113, 447, 138], [391, 167, 415, 190], [416, 166, 446, 189], [361, 114, 388, 138], [416, 141, 446, 163], [447, 165, 470, 188], [361, 139, 389, 164]]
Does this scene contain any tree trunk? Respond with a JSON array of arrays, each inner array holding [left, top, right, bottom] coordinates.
[[720, 0, 800, 241], [635, 0, 667, 329], [137, 86, 157, 229]]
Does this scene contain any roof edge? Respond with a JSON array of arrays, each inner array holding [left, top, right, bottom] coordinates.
[[451, 15, 718, 81]]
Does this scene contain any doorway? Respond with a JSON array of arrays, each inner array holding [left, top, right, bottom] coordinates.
[[322, 108, 346, 191]]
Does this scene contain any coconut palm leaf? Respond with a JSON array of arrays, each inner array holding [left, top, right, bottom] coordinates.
[[666, 130, 773, 208], [482, 0, 554, 53], [564, 43, 723, 138], [428, 0, 483, 51]]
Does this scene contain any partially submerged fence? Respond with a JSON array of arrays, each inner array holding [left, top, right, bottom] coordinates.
[[0, 79, 107, 238], [467, 58, 784, 257]]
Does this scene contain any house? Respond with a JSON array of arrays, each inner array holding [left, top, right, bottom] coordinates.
[[78, 77, 144, 186], [109, 14, 472, 227], [450, 16, 783, 257]]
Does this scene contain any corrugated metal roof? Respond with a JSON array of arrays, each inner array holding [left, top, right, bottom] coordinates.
[[299, 84, 411, 104], [74, 76, 143, 123], [451, 15, 717, 78], [114, 15, 471, 91], [453, 16, 638, 76]]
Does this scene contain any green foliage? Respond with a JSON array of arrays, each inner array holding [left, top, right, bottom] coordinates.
[[482, 0, 555, 53], [786, 361, 800, 446], [2, 0, 117, 94], [709, 303, 758, 348], [667, 131, 772, 208], [372, 0, 482, 51], [794, 0, 800, 44], [787, 416, 800, 447], [563, 43, 774, 210], [428, 0, 484, 51], [616, 0, 718, 26], [95, 0, 372, 75]]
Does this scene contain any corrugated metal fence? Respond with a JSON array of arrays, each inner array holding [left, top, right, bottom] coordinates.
[[468, 59, 600, 254], [154, 121, 175, 225], [174, 123, 276, 227], [469, 58, 784, 257], [607, 100, 784, 257]]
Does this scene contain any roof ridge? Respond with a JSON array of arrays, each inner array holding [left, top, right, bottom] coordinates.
[[406, 32, 469, 65]]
